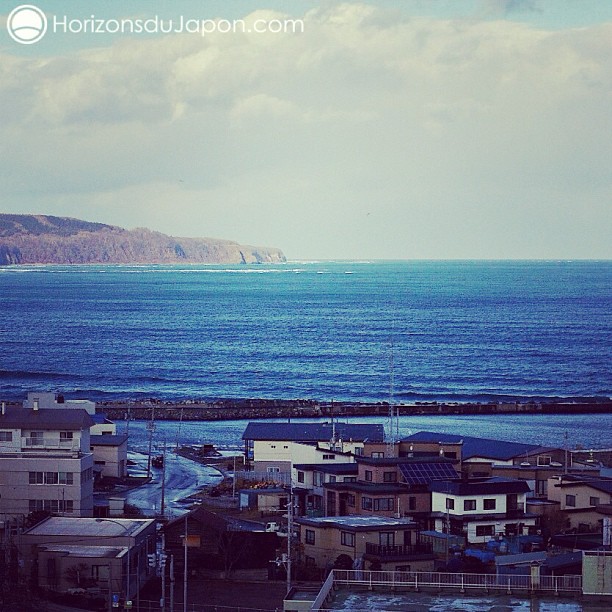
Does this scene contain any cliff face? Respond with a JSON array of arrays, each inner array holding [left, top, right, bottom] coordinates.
[[0, 214, 286, 265]]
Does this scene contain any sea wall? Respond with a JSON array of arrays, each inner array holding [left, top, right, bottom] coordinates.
[[95, 399, 612, 422]]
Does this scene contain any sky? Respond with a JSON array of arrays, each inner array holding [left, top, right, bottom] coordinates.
[[1, 0, 611, 260]]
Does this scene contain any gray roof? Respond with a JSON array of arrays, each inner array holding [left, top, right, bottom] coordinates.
[[90, 434, 128, 446], [430, 477, 531, 496], [0, 406, 94, 430], [293, 463, 358, 474], [403, 431, 553, 461], [22, 517, 154, 538], [242, 422, 384, 443], [295, 514, 417, 531]]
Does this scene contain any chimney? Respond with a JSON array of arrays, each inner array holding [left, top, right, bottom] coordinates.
[[33, 399, 39, 411]]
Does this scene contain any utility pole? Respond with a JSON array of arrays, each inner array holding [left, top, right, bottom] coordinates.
[[160, 531, 166, 612], [160, 440, 167, 517], [183, 514, 188, 612], [146, 406, 155, 479], [170, 554, 175, 612]]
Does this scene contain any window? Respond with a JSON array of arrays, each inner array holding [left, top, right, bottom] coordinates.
[[60, 500, 74, 513], [354, 447, 364, 456], [82, 467, 93, 482], [537, 455, 551, 466], [379, 532, 395, 547], [365, 470, 373, 482], [59, 472, 74, 485], [383, 472, 397, 483], [565, 494, 576, 507], [313, 472, 323, 486], [446, 498, 454, 510], [94, 460, 106, 466], [266, 466, 280, 473], [322, 454, 335, 460], [464, 499, 477, 511], [476, 525, 495, 537], [362, 497, 373, 511], [45, 472, 59, 484], [297, 471, 305, 483], [444, 451, 457, 459], [329, 475, 336, 483], [589, 497, 600, 506], [29, 431, 44, 445], [483, 499, 496, 510], [341, 531, 355, 547], [59, 431, 73, 440], [347, 494, 356, 507], [305, 529, 315, 545], [371, 452, 384, 458], [344, 476, 357, 483], [0, 431, 12, 442], [408, 496, 416, 511], [374, 498, 394, 511]]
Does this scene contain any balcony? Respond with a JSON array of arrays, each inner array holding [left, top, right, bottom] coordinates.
[[365, 542, 433, 558], [21, 437, 79, 451]]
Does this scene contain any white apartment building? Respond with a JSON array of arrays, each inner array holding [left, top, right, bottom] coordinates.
[[0, 404, 95, 518]]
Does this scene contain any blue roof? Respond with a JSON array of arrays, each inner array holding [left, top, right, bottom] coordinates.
[[242, 422, 384, 443], [402, 431, 550, 461]]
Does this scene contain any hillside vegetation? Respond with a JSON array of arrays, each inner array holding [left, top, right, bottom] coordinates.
[[0, 214, 286, 265]]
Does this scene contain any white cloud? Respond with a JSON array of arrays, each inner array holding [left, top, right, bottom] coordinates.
[[1, 3, 610, 258]]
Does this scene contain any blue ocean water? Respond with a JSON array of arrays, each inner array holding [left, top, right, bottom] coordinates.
[[0, 260, 610, 403]]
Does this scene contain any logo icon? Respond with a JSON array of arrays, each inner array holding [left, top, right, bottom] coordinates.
[[6, 4, 47, 44]]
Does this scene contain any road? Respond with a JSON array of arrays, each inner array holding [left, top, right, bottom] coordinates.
[[96, 450, 225, 519]]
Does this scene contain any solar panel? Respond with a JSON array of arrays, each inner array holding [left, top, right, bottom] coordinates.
[[399, 462, 458, 485]]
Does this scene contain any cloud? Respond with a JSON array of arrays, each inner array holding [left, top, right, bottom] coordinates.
[[1, 3, 610, 258]]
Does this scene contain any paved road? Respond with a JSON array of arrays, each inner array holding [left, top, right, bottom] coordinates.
[[96, 450, 224, 518]]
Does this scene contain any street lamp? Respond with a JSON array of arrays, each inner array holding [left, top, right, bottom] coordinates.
[[95, 518, 132, 610]]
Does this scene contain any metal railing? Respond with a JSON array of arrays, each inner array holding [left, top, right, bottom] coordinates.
[[330, 569, 582, 595], [22, 437, 79, 450], [311, 569, 336, 611]]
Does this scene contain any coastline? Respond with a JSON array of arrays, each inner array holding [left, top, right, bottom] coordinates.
[[90, 398, 612, 421]]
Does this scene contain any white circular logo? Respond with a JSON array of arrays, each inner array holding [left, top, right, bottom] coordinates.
[[6, 5, 47, 44]]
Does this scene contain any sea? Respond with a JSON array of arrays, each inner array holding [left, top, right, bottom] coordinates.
[[1, 260, 611, 447]]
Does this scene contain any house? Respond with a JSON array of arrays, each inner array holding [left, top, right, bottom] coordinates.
[[402, 431, 569, 497], [322, 456, 458, 521], [0, 404, 95, 518], [242, 422, 384, 474], [19, 516, 156, 602], [430, 477, 538, 544], [90, 434, 128, 479], [294, 515, 435, 572], [547, 474, 612, 531], [163, 506, 279, 578]]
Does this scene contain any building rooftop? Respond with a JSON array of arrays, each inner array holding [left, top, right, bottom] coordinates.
[[39, 545, 127, 558], [295, 514, 418, 531], [0, 406, 94, 430], [90, 434, 128, 446], [294, 463, 358, 474], [242, 422, 385, 443], [402, 431, 555, 462], [23, 517, 154, 538], [430, 477, 531, 496]]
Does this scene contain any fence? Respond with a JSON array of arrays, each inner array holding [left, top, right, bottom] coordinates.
[[136, 601, 278, 612], [328, 569, 582, 596]]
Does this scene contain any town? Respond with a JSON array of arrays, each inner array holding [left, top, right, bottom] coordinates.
[[0, 392, 611, 611]]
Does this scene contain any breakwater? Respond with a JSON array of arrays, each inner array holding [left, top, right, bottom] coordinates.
[[96, 398, 612, 422]]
